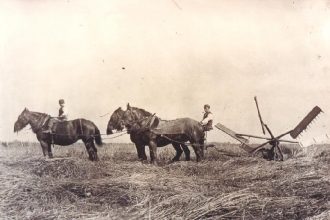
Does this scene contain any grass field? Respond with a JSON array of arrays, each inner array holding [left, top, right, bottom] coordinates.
[[0, 141, 329, 220]]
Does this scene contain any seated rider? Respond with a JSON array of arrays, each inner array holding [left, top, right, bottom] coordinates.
[[200, 104, 213, 131], [43, 99, 68, 133], [58, 99, 68, 121]]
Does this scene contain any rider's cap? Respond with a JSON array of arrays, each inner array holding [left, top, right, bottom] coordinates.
[[59, 99, 65, 104], [204, 104, 210, 109]]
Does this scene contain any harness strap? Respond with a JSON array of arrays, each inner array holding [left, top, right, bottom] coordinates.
[[79, 119, 84, 136], [157, 133, 203, 147], [41, 115, 51, 127], [34, 115, 51, 133], [129, 113, 156, 130], [158, 133, 218, 151], [145, 114, 156, 127]]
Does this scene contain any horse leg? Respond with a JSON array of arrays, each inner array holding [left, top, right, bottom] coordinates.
[[83, 138, 97, 161], [140, 145, 147, 161], [171, 143, 183, 162], [91, 140, 99, 161], [47, 144, 53, 159], [191, 143, 202, 162], [136, 144, 147, 161], [39, 141, 48, 157], [190, 132, 205, 162], [199, 139, 205, 159], [149, 141, 158, 165], [181, 144, 190, 161]]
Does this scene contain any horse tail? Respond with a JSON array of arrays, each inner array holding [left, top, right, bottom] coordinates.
[[94, 126, 103, 146]]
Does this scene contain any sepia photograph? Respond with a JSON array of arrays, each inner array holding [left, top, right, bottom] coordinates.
[[0, 0, 329, 219]]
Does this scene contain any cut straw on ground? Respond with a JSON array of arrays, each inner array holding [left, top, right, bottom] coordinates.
[[0, 142, 329, 219]]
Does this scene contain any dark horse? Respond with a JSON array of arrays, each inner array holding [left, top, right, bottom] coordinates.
[[107, 106, 191, 162], [107, 104, 205, 163], [14, 108, 102, 161]]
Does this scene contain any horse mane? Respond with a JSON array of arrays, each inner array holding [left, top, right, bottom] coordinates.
[[131, 107, 152, 117], [110, 107, 124, 127], [30, 111, 49, 117], [114, 107, 124, 114]]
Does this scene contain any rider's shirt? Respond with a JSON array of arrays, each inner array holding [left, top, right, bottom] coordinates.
[[201, 112, 213, 130], [58, 106, 68, 121]]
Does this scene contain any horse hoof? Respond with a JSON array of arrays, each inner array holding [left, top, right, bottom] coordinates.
[[151, 161, 159, 166], [171, 158, 179, 163]]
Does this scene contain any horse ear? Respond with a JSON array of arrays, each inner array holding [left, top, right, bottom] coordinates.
[[127, 103, 131, 110], [24, 107, 29, 112]]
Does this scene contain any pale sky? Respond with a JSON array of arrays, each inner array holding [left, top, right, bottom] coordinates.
[[1, 0, 330, 145]]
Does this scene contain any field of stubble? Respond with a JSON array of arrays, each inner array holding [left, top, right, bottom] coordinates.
[[0, 141, 329, 220]]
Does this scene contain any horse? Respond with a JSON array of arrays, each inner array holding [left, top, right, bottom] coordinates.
[[121, 104, 205, 164], [14, 108, 102, 161], [106, 106, 191, 162]]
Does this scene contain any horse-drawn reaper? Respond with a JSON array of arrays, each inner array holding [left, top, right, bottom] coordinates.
[[215, 97, 323, 161], [14, 108, 102, 161], [107, 98, 322, 163]]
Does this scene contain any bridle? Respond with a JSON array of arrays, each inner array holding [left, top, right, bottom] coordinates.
[[124, 109, 155, 129], [111, 111, 124, 129], [19, 111, 50, 133], [17, 114, 30, 127]]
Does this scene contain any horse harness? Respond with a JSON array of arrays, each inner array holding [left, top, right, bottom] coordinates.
[[39, 115, 51, 131], [79, 119, 84, 136], [125, 109, 156, 130], [127, 113, 207, 147]]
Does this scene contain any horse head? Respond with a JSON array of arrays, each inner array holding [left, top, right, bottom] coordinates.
[[122, 104, 153, 133], [14, 108, 30, 132], [106, 107, 125, 134]]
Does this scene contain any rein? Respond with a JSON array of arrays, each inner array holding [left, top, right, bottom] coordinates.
[[102, 132, 127, 140], [157, 133, 203, 147], [157, 133, 218, 150], [19, 110, 129, 141], [30, 127, 128, 139]]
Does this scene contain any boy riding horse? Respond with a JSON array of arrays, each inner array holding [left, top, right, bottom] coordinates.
[[43, 99, 68, 133]]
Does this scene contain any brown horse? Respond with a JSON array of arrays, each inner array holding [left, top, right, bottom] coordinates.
[[14, 108, 102, 161], [120, 104, 205, 164], [107, 107, 191, 162]]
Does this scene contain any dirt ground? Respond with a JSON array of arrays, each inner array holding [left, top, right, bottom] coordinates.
[[0, 142, 329, 220]]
